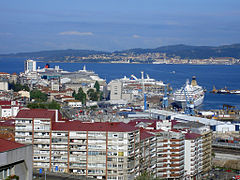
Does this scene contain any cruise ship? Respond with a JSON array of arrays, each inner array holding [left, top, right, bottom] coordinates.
[[173, 76, 204, 108]]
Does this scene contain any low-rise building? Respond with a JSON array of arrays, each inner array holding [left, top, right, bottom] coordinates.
[[0, 101, 20, 118], [0, 80, 8, 91], [65, 100, 82, 108], [0, 138, 32, 180]]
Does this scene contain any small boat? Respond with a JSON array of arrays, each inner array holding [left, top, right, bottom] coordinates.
[[230, 90, 240, 94]]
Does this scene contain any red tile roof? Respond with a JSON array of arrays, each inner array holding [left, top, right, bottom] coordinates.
[[0, 138, 25, 152], [171, 129, 181, 133], [15, 109, 57, 121], [147, 129, 164, 133], [53, 121, 138, 132], [140, 129, 155, 140], [1, 106, 12, 109], [0, 101, 11, 106], [185, 132, 201, 140], [0, 101, 19, 106]]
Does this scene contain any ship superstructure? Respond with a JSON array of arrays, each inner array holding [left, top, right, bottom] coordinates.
[[173, 76, 204, 108], [108, 72, 167, 102]]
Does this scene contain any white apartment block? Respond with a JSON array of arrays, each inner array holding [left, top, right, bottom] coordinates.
[[0, 101, 20, 118], [184, 133, 203, 179], [14, 109, 212, 180], [109, 81, 123, 101], [15, 109, 140, 180], [24, 59, 36, 73], [154, 130, 185, 179], [0, 81, 8, 91]]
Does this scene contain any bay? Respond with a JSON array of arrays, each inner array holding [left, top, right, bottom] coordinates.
[[0, 57, 240, 110]]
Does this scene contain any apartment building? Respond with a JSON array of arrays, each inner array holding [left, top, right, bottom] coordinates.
[[184, 133, 203, 179], [154, 130, 185, 179], [129, 119, 185, 179], [15, 109, 140, 180], [139, 129, 156, 175], [201, 130, 212, 174], [173, 121, 212, 177], [15, 109, 212, 179], [52, 121, 140, 180], [15, 109, 61, 172]]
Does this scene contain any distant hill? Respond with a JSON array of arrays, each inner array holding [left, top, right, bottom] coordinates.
[[116, 44, 240, 59], [0, 49, 108, 60], [1, 44, 240, 60]]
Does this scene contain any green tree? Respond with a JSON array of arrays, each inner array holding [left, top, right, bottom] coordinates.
[[135, 172, 162, 180], [27, 101, 60, 110], [30, 89, 48, 102], [9, 83, 30, 92], [87, 88, 99, 101], [94, 81, 100, 92], [73, 87, 86, 105], [72, 90, 76, 97], [47, 101, 60, 110], [27, 103, 40, 109], [87, 88, 95, 96]]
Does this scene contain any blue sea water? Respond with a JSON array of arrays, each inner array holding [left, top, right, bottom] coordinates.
[[0, 57, 240, 110]]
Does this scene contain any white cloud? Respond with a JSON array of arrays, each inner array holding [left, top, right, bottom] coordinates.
[[132, 34, 140, 39], [59, 31, 94, 36]]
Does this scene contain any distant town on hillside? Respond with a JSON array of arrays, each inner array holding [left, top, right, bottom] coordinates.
[[1, 44, 240, 65]]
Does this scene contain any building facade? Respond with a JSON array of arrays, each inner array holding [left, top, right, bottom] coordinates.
[[14, 109, 212, 179], [184, 133, 203, 179], [24, 59, 37, 73]]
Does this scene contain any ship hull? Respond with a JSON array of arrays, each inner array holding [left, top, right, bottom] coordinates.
[[173, 95, 204, 108]]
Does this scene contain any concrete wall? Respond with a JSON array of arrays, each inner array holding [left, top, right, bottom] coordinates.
[[0, 145, 32, 180]]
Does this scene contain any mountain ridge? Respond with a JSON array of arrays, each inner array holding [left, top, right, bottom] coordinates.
[[1, 44, 240, 59]]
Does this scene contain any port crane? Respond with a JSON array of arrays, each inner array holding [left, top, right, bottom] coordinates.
[[162, 85, 168, 108], [181, 88, 195, 115]]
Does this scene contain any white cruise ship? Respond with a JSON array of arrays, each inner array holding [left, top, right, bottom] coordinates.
[[173, 76, 204, 108]]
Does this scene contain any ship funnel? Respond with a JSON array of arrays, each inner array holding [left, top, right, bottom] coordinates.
[[191, 76, 197, 86]]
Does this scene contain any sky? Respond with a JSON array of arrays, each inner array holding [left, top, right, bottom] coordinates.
[[0, 0, 240, 53]]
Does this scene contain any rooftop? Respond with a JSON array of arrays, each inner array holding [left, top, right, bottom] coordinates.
[[0, 138, 25, 152], [173, 121, 206, 129], [0, 101, 18, 106], [53, 121, 138, 132], [140, 129, 155, 140], [185, 132, 201, 140], [15, 109, 58, 121]]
